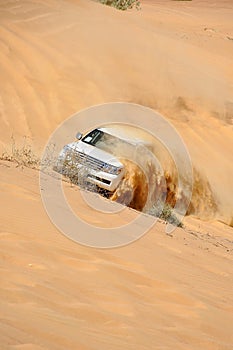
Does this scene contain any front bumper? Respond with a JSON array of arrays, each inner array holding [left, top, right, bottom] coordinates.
[[86, 169, 125, 192]]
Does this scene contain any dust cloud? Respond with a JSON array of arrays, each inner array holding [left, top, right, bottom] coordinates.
[[95, 124, 218, 219]]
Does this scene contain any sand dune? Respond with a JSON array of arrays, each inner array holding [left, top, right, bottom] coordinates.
[[1, 161, 233, 349], [0, 0, 233, 349], [0, 0, 232, 223]]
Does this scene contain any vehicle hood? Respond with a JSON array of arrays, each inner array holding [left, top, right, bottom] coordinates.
[[66, 141, 123, 168]]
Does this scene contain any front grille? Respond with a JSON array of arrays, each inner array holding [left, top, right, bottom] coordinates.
[[67, 148, 106, 172]]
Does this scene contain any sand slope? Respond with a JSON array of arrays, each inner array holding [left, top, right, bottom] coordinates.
[[0, 0, 232, 223], [1, 161, 233, 350]]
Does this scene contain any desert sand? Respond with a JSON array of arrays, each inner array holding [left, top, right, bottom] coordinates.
[[0, 0, 233, 349]]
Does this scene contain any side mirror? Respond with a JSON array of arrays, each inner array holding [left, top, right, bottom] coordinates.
[[76, 132, 83, 140]]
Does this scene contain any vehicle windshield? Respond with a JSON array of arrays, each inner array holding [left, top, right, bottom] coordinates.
[[82, 129, 124, 153], [82, 128, 146, 161]]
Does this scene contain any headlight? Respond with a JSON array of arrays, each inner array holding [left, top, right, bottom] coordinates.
[[59, 145, 71, 159], [111, 166, 122, 175], [102, 163, 122, 175]]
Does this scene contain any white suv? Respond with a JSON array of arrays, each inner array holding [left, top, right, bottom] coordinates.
[[55, 127, 128, 192]]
